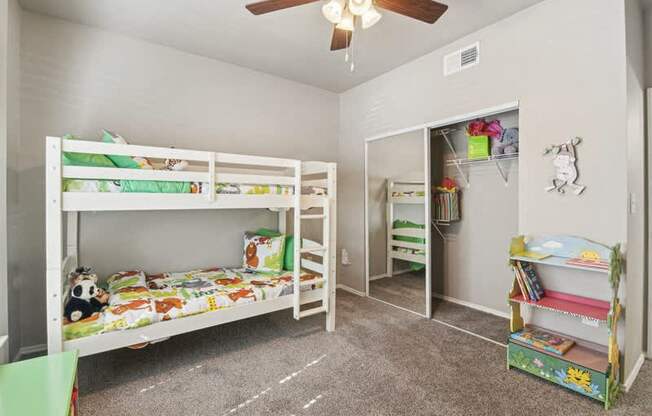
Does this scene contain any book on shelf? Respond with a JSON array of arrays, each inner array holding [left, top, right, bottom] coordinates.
[[512, 265, 528, 300], [516, 261, 538, 301], [520, 262, 545, 299], [512, 261, 545, 302], [510, 327, 575, 356]]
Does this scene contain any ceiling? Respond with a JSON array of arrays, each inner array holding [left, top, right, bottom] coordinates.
[[19, 0, 545, 92]]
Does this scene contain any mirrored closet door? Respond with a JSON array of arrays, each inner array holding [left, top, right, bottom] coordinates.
[[365, 130, 430, 316]]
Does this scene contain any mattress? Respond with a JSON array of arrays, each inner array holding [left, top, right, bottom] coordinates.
[[62, 179, 326, 195], [63, 267, 320, 341]]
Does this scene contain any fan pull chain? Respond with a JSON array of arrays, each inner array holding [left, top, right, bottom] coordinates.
[[348, 31, 355, 72]]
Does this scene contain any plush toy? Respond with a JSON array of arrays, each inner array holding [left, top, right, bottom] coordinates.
[[491, 128, 519, 156], [163, 146, 189, 171], [64, 267, 108, 322], [467, 118, 503, 139]]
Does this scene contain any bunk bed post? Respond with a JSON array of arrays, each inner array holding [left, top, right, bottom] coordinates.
[[278, 210, 287, 234], [45, 137, 64, 354], [208, 152, 216, 201], [292, 161, 302, 320], [326, 163, 337, 332], [66, 212, 78, 260]]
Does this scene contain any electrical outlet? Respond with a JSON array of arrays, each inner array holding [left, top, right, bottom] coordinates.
[[341, 249, 351, 265]]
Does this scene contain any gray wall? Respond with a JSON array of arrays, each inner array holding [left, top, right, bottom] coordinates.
[[430, 111, 519, 314], [338, 0, 638, 377], [0, 0, 9, 363], [16, 11, 339, 349], [1, 0, 21, 362], [367, 130, 424, 278]]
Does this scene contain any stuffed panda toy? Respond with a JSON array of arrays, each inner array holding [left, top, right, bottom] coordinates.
[[64, 267, 108, 322]]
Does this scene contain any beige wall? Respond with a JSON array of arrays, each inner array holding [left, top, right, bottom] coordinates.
[[16, 11, 339, 349], [338, 0, 637, 376]]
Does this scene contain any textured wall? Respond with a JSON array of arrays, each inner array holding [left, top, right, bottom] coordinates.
[[17, 11, 339, 349], [338, 0, 635, 377]]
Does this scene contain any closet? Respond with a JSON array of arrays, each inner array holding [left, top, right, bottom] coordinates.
[[429, 109, 519, 317]]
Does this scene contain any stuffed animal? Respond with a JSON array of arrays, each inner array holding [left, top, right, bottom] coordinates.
[[491, 128, 519, 156], [64, 267, 108, 322], [163, 146, 189, 171], [467, 118, 503, 139]]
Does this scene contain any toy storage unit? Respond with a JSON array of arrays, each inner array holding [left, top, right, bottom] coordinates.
[[506, 235, 622, 409]]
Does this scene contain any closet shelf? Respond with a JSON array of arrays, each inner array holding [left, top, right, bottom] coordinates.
[[509, 290, 610, 322], [445, 152, 519, 167]]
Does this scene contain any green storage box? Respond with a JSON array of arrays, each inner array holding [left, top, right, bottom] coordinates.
[[467, 135, 490, 160]]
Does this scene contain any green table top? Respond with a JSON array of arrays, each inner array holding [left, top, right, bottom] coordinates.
[[0, 350, 78, 416]]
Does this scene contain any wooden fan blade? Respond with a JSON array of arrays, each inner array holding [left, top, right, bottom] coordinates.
[[375, 0, 448, 24], [246, 0, 320, 15], [330, 27, 352, 51]]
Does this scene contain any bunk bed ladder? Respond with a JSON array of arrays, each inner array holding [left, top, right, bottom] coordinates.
[[293, 165, 331, 321]]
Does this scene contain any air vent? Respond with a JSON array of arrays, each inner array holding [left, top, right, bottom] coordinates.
[[444, 42, 480, 76]]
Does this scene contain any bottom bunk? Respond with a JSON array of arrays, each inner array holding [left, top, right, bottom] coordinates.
[[63, 267, 323, 356]]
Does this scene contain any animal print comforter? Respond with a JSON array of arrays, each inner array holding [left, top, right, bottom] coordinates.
[[63, 267, 319, 341]]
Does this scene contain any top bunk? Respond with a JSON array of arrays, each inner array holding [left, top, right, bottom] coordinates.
[[46, 136, 335, 212], [386, 178, 425, 205]]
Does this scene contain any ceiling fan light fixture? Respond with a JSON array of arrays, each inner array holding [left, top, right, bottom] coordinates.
[[361, 6, 381, 29], [336, 8, 355, 32], [348, 0, 372, 16], [322, 0, 345, 24]]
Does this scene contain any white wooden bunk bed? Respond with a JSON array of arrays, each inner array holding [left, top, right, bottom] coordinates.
[[385, 178, 426, 276], [46, 137, 336, 357]]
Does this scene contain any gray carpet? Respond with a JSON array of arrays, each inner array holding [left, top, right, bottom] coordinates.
[[369, 272, 426, 315], [431, 297, 509, 344], [78, 290, 652, 415]]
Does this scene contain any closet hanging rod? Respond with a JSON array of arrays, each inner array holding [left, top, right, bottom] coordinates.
[[445, 153, 519, 167], [432, 128, 459, 136]]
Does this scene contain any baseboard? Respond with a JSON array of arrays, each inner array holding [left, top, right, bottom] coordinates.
[[432, 293, 510, 319], [369, 274, 388, 281], [13, 343, 47, 362], [336, 284, 365, 297], [623, 353, 646, 392], [370, 269, 413, 281]]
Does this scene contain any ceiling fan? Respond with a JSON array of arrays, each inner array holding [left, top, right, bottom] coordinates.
[[245, 0, 449, 51]]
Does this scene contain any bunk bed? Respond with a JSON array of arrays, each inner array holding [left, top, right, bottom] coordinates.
[[385, 178, 426, 276], [46, 137, 336, 357]]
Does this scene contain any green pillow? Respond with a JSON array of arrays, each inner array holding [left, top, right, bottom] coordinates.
[[61, 134, 116, 167], [102, 130, 154, 169], [255, 228, 293, 271], [284, 236, 294, 271]]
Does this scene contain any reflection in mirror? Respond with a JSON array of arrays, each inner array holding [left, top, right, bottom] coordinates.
[[366, 130, 426, 315]]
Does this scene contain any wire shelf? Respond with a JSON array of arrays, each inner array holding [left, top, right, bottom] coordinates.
[[445, 152, 519, 167]]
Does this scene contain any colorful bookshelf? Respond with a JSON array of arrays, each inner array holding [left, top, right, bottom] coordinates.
[[506, 235, 622, 409]]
